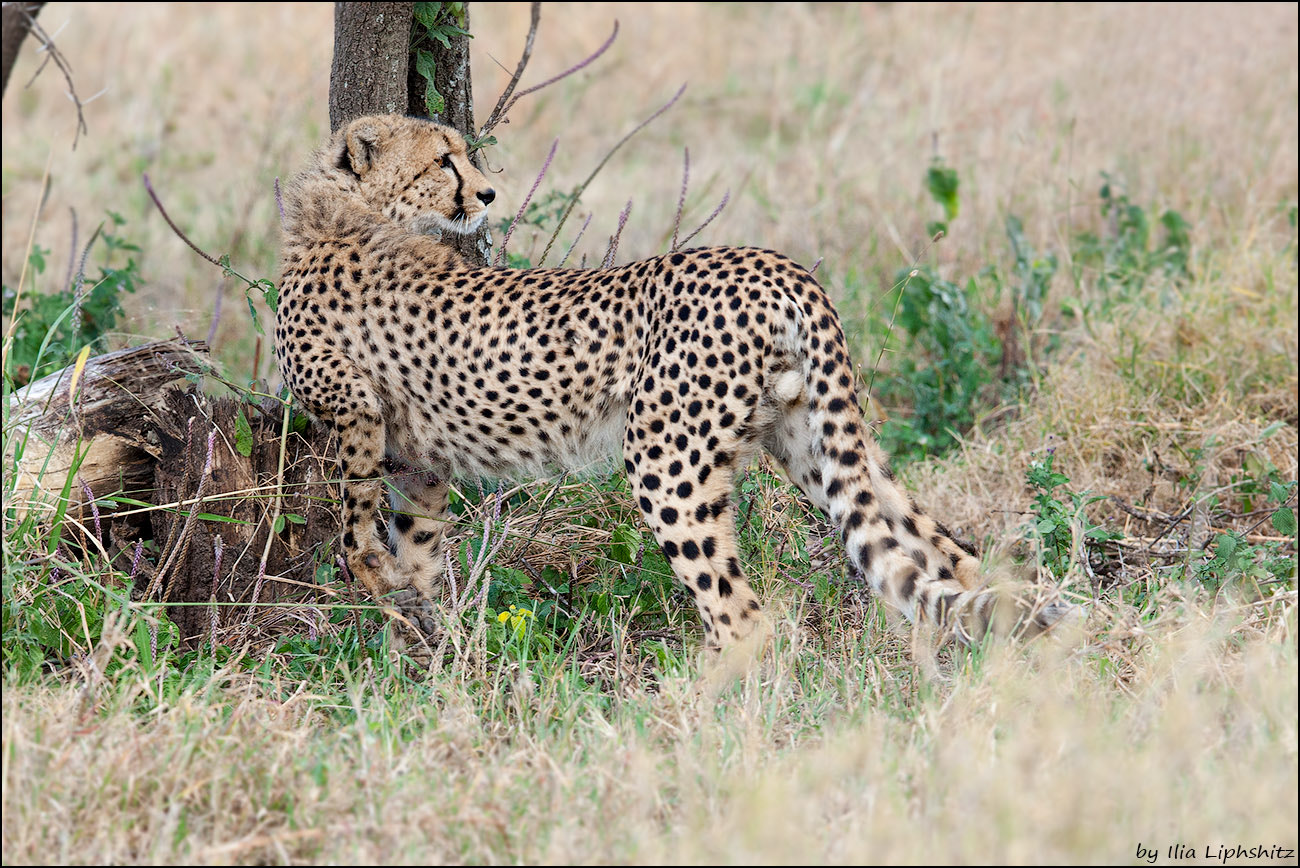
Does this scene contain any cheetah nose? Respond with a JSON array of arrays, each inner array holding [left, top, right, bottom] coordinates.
[[477, 188, 496, 205]]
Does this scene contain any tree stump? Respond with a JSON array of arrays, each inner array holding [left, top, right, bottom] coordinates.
[[148, 390, 339, 645], [5, 338, 346, 648]]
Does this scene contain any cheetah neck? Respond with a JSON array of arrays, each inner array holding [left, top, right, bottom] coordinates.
[[280, 172, 463, 271]]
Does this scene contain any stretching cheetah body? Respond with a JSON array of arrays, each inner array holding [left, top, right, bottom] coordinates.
[[276, 115, 1069, 656]]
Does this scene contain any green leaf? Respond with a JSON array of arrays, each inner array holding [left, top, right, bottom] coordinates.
[[415, 48, 437, 84], [234, 411, 254, 457], [284, 513, 307, 526], [412, 2, 441, 31], [1036, 518, 1058, 534], [246, 292, 264, 336], [1213, 532, 1238, 562], [273, 514, 286, 534], [925, 161, 960, 221], [256, 279, 279, 313], [610, 523, 641, 565], [425, 89, 446, 118], [195, 512, 252, 525], [1272, 507, 1296, 537], [28, 245, 48, 274]]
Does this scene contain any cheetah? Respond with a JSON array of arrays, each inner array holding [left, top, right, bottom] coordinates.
[[275, 114, 1071, 658]]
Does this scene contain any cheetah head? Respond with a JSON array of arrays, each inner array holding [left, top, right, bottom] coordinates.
[[331, 114, 496, 235]]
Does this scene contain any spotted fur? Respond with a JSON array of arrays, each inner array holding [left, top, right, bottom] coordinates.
[[275, 115, 1070, 656]]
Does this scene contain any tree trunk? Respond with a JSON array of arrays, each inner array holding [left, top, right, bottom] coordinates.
[[329, 1, 492, 266], [328, 2, 414, 133], [1, 1, 46, 96]]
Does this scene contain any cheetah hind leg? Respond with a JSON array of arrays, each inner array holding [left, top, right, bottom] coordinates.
[[622, 416, 768, 654]]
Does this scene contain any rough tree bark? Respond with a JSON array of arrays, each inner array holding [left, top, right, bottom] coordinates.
[[1, 0, 46, 96], [328, 2, 413, 134], [329, 1, 491, 266]]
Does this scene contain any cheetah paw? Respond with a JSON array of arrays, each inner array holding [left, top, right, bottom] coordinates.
[[383, 587, 442, 664]]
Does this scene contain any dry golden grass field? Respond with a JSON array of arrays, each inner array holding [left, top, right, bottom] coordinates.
[[2, 3, 1297, 864]]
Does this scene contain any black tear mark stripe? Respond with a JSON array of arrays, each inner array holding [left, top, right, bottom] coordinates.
[[449, 160, 465, 217]]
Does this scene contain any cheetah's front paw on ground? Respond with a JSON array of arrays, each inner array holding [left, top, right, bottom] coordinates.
[[383, 587, 441, 661], [386, 586, 440, 635], [1019, 598, 1086, 644]]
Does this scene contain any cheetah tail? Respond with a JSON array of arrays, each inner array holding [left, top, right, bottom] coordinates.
[[790, 307, 1071, 644]]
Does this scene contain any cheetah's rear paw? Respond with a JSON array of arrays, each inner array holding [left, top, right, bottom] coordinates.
[[1021, 598, 1086, 643]]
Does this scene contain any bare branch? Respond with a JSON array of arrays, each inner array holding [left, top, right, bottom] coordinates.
[[603, 200, 633, 268], [494, 138, 559, 267], [676, 189, 730, 251], [809, 257, 824, 275], [142, 173, 225, 270], [479, 18, 619, 141], [20, 10, 88, 149], [538, 82, 687, 266], [476, 1, 541, 141]]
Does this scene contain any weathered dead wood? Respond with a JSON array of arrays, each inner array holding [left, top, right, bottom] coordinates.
[[5, 338, 346, 647], [148, 390, 338, 646], [5, 337, 209, 523]]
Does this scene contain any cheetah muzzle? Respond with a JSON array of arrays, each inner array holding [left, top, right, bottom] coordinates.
[[275, 114, 1074, 664]]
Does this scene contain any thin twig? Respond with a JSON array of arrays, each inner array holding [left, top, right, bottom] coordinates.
[[476, 1, 542, 140], [151, 428, 217, 604], [255, 394, 296, 594], [143, 174, 224, 269], [22, 11, 88, 149], [479, 18, 619, 142], [538, 83, 687, 266], [494, 138, 559, 266]]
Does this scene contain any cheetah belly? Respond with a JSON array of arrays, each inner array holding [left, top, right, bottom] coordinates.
[[370, 337, 633, 481]]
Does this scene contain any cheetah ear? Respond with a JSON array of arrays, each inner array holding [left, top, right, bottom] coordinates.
[[341, 119, 382, 178]]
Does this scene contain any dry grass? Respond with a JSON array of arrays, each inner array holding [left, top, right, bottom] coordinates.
[[3, 5, 1295, 362], [2, 3, 1297, 865], [2, 609, 1295, 864]]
